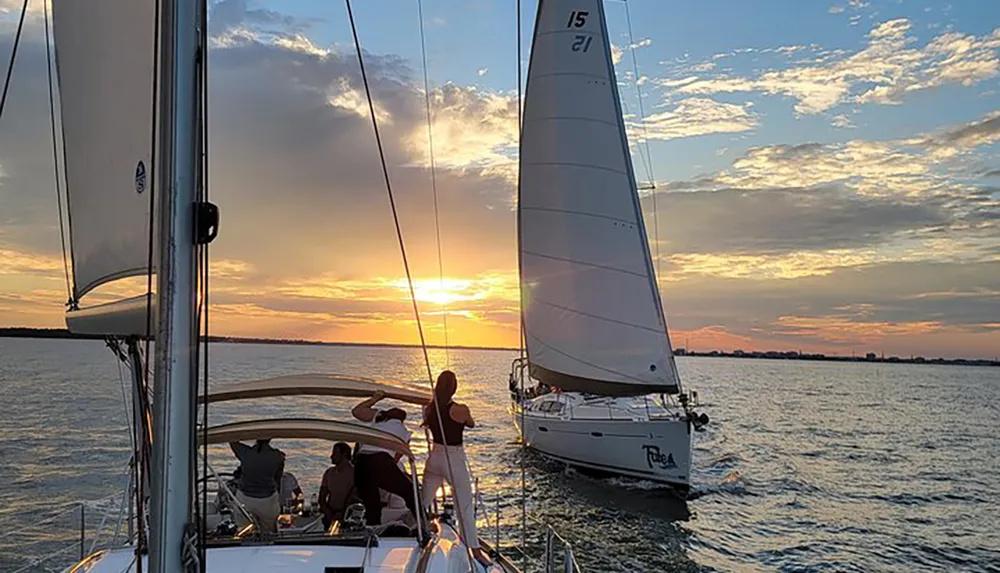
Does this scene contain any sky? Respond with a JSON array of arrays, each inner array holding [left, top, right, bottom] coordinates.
[[0, 0, 998, 359]]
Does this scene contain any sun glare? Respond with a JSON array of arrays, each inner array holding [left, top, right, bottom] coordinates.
[[391, 277, 483, 307]]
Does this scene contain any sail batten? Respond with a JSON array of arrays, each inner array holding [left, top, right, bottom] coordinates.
[[53, 0, 159, 305], [518, 0, 679, 395]]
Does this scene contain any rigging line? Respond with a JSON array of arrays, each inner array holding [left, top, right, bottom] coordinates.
[[0, 0, 27, 128], [344, 3, 471, 567], [415, 0, 450, 367], [515, 0, 527, 570], [42, 0, 71, 300], [138, 0, 163, 567], [50, 8, 75, 294], [197, 0, 210, 566], [116, 354, 136, 456], [343, 0, 434, 386], [623, 0, 661, 280]]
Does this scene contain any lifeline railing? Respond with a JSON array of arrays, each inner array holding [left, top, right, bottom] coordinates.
[[1, 494, 131, 573], [17, 471, 581, 573], [471, 478, 582, 573]]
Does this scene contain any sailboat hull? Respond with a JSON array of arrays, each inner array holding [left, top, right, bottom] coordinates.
[[512, 393, 692, 494]]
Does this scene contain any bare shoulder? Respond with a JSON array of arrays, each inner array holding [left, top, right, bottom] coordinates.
[[450, 402, 471, 419]]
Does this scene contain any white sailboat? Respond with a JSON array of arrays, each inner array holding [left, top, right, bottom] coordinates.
[[41, 0, 571, 571], [509, 0, 709, 494]]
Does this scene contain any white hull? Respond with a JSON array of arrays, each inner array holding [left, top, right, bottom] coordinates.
[[513, 393, 692, 492]]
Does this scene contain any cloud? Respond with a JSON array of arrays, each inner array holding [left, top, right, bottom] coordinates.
[[642, 109, 1000, 357], [1, 3, 998, 358], [405, 83, 518, 177], [477, 67, 488, 77], [667, 19, 1000, 114], [829, 5, 846, 14], [0, 6, 521, 338], [647, 187, 951, 259], [209, 0, 319, 37], [695, 110, 1000, 198], [610, 44, 624, 66], [658, 259, 1000, 357], [629, 98, 758, 142], [831, 114, 854, 128]]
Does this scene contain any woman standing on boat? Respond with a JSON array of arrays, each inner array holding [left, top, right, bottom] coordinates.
[[422, 370, 491, 567]]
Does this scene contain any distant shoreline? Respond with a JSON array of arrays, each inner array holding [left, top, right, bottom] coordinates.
[[1, 327, 996, 367]]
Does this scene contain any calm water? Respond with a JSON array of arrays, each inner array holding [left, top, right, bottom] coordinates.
[[1, 338, 998, 572]]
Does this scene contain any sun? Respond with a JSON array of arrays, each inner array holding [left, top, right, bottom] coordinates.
[[390, 277, 481, 307]]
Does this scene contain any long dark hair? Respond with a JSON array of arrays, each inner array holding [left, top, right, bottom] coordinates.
[[424, 370, 457, 428], [434, 370, 457, 405]]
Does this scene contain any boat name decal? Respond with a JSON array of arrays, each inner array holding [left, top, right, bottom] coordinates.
[[642, 445, 677, 470]]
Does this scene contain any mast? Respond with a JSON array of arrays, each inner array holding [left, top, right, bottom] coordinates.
[[148, 0, 202, 570]]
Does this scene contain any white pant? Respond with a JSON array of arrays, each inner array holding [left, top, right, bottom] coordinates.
[[421, 444, 478, 549], [234, 490, 280, 533]]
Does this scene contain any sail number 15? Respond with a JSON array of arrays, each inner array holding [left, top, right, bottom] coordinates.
[[566, 10, 589, 28], [567, 10, 592, 52]]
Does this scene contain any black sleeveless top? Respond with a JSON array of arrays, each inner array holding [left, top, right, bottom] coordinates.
[[426, 400, 465, 446]]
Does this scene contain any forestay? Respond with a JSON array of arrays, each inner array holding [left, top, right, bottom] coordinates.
[[53, 0, 158, 301], [518, 0, 679, 396]]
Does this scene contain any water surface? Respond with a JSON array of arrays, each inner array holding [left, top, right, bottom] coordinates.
[[1, 338, 998, 572]]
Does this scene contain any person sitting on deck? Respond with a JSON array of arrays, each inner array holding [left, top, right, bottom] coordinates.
[[319, 442, 359, 529], [228, 438, 284, 533], [351, 391, 419, 526], [280, 471, 303, 511]]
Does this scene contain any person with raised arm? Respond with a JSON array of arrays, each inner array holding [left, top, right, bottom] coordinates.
[[351, 391, 419, 526]]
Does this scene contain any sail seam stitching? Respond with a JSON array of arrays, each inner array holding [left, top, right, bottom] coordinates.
[[522, 250, 648, 278], [522, 206, 633, 225], [526, 331, 656, 384], [533, 298, 663, 333], [537, 29, 598, 38], [523, 161, 627, 176], [533, 71, 607, 81], [526, 115, 617, 127]]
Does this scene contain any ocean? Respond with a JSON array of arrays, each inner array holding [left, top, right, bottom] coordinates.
[[1, 338, 998, 572]]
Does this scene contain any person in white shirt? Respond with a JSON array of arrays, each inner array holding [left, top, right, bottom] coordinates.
[[279, 471, 302, 510], [351, 391, 418, 526]]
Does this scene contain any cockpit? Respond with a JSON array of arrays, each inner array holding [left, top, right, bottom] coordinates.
[[194, 376, 433, 547]]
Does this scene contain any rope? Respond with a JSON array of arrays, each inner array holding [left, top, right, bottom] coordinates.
[[343, 3, 471, 568], [0, 0, 28, 128], [42, 0, 72, 301], [180, 524, 201, 571], [138, 0, 164, 568], [514, 1, 527, 569], [623, 0, 660, 279], [414, 0, 450, 367], [196, 0, 210, 567]]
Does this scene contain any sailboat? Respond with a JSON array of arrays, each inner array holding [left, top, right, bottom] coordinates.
[[43, 0, 565, 571], [509, 0, 709, 494]]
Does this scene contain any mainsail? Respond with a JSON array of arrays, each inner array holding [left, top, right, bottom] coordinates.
[[53, 0, 159, 334], [518, 0, 679, 396]]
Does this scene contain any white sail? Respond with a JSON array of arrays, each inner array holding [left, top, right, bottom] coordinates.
[[518, 0, 679, 395], [53, 0, 158, 301]]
